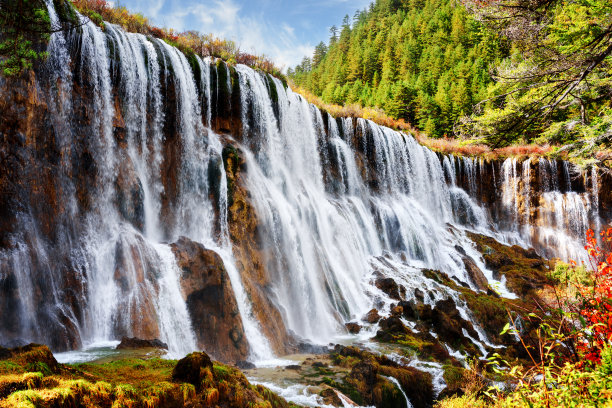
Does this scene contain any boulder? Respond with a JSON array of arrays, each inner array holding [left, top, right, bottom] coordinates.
[[0, 344, 59, 374], [374, 277, 405, 300], [345, 322, 361, 334], [116, 337, 168, 350], [462, 256, 489, 291], [391, 305, 404, 317], [171, 236, 248, 363], [363, 309, 381, 324], [236, 360, 256, 370]]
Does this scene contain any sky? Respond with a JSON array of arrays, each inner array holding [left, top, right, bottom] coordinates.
[[116, 0, 373, 70]]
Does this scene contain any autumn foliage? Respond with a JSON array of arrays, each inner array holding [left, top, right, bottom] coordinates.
[[577, 228, 612, 364]]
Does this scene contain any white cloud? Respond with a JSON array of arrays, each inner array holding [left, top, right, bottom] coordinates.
[[157, 0, 315, 70], [123, 0, 371, 69]]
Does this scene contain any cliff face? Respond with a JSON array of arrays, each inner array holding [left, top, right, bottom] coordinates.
[[0, 8, 609, 364]]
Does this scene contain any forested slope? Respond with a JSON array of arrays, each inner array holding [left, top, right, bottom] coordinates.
[[288, 0, 506, 138]]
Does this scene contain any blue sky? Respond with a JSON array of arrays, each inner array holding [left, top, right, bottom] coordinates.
[[116, 0, 373, 69]]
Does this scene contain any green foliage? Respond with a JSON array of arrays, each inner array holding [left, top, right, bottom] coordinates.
[[289, 0, 506, 137], [549, 261, 591, 286], [460, 0, 612, 150], [0, 0, 51, 77], [24, 362, 51, 376]]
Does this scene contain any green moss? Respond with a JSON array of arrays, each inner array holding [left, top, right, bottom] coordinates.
[[442, 365, 465, 390], [321, 376, 364, 405], [25, 362, 51, 376], [212, 364, 230, 381], [330, 353, 360, 368], [222, 144, 240, 206], [378, 378, 408, 408], [216, 60, 230, 100], [187, 52, 202, 94], [0, 346, 295, 408], [0, 361, 23, 374], [266, 74, 279, 104]]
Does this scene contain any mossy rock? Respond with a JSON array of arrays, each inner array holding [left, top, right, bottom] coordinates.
[[467, 232, 552, 297], [171, 352, 213, 388]]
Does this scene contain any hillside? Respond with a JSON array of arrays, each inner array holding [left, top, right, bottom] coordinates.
[[288, 0, 506, 138]]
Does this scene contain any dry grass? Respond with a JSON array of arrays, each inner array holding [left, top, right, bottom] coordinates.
[[291, 84, 418, 133], [418, 135, 552, 159]]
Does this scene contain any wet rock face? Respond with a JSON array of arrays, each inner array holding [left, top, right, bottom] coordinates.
[[468, 232, 551, 297], [364, 309, 381, 324], [333, 345, 433, 408], [599, 171, 612, 220], [462, 256, 489, 291], [222, 141, 293, 355], [115, 158, 145, 232], [171, 236, 248, 363], [375, 276, 405, 300]]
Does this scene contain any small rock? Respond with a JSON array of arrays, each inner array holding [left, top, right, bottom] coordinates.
[[286, 364, 301, 371], [414, 288, 425, 302], [391, 305, 403, 317], [320, 388, 343, 407], [345, 322, 361, 334], [236, 360, 256, 370], [312, 361, 327, 368], [363, 309, 381, 324]]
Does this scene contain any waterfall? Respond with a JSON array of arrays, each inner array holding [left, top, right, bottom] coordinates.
[[0, 3, 606, 362], [494, 157, 598, 261]]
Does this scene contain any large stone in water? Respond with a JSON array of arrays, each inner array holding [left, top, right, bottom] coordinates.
[[171, 236, 248, 363], [363, 308, 381, 324], [116, 337, 168, 350], [374, 276, 405, 300]]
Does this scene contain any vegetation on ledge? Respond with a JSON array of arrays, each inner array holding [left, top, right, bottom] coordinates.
[[435, 229, 612, 407], [0, 345, 296, 408]]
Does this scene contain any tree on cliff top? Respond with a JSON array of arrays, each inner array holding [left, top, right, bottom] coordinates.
[[459, 0, 612, 148], [0, 0, 52, 76]]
